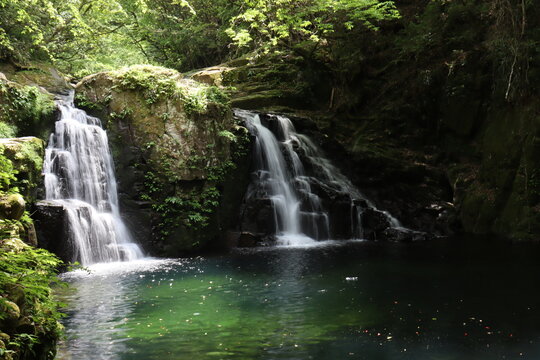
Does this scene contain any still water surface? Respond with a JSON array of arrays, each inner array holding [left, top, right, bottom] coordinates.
[[56, 238, 540, 360]]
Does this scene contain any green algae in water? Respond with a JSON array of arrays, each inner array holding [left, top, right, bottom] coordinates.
[[56, 239, 540, 359]]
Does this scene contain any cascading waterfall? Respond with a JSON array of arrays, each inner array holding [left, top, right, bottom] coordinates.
[[43, 91, 143, 265], [237, 109, 401, 245]]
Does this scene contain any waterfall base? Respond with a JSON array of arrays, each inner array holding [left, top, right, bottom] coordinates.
[[235, 110, 429, 245]]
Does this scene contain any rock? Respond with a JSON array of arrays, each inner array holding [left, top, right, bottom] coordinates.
[[0, 137, 45, 200], [237, 232, 264, 247], [24, 221, 38, 246], [224, 231, 241, 248], [0, 194, 26, 220], [382, 228, 431, 242], [0, 63, 70, 94], [0, 237, 28, 252], [34, 200, 72, 263], [0, 301, 20, 322], [220, 51, 324, 111], [190, 66, 232, 86], [361, 208, 392, 241], [75, 65, 251, 255], [240, 198, 276, 235]]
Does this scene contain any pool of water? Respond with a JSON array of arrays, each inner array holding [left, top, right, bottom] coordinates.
[[56, 237, 540, 360]]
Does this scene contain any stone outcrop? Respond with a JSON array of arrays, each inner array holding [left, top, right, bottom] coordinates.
[[1, 135, 60, 360], [0, 137, 45, 200], [190, 53, 327, 112], [74, 65, 252, 255], [0, 68, 60, 141], [33, 200, 71, 263]]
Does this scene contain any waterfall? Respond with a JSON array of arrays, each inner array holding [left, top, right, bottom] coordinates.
[[43, 91, 143, 265], [237, 109, 402, 245]]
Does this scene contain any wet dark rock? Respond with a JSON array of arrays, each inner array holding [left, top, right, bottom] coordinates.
[[240, 198, 276, 235], [382, 228, 431, 243], [361, 208, 393, 241], [237, 232, 264, 247], [34, 201, 72, 263]]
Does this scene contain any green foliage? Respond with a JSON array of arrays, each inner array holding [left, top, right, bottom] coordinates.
[[1, 0, 400, 76], [114, 65, 181, 104], [117, 0, 244, 71], [0, 241, 64, 332], [0, 122, 17, 138], [0, 0, 147, 75], [0, 82, 55, 137], [227, 0, 399, 50], [152, 186, 221, 234], [0, 148, 17, 194], [75, 93, 102, 112], [218, 130, 236, 142], [140, 171, 163, 202], [182, 85, 229, 116]]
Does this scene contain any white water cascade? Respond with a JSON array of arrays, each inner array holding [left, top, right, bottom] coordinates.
[[43, 92, 143, 265], [237, 109, 402, 246]]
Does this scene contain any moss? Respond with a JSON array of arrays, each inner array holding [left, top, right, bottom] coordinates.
[[0, 63, 70, 94], [76, 65, 249, 255], [112, 65, 182, 104], [220, 51, 316, 111], [0, 81, 56, 140], [0, 137, 45, 201]]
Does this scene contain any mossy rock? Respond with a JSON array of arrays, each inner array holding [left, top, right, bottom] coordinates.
[[214, 51, 323, 111], [0, 79, 57, 140], [75, 65, 251, 255], [0, 194, 25, 220], [0, 137, 45, 201], [0, 301, 20, 322], [0, 63, 70, 95], [190, 66, 232, 87]]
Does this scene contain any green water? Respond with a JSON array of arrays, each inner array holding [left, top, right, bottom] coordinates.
[[57, 238, 540, 359]]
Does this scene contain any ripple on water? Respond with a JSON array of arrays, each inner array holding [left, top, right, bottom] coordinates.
[[57, 238, 540, 360]]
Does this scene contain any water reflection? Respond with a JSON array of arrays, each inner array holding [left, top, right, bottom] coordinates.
[[57, 239, 540, 360], [56, 260, 178, 359]]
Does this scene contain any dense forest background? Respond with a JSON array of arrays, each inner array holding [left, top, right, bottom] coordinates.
[[3, 0, 540, 239], [1, 0, 538, 99], [0, 0, 399, 76]]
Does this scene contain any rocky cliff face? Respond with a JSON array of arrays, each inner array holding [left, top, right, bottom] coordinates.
[[1, 137, 61, 360], [75, 65, 251, 255], [189, 1, 540, 241]]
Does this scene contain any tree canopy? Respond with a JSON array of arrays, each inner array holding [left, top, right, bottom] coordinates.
[[0, 0, 399, 76]]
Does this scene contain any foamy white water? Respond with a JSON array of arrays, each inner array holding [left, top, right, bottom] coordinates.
[[43, 91, 143, 265], [236, 109, 402, 245]]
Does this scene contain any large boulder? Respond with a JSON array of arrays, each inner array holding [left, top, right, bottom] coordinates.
[[75, 65, 252, 255], [33, 200, 71, 263], [191, 52, 329, 112]]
